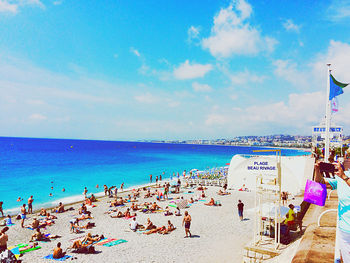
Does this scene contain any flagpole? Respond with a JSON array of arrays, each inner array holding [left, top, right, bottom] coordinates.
[[325, 64, 331, 162]]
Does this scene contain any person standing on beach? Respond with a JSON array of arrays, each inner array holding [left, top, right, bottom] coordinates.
[[237, 200, 244, 221], [160, 173, 162, 182], [150, 174, 152, 183], [114, 187, 118, 198], [28, 196, 34, 214], [83, 187, 88, 198], [20, 204, 27, 228], [0, 201, 3, 217], [182, 211, 192, 238], [156, 176, 158, 185], [120, 182, 124, 192]]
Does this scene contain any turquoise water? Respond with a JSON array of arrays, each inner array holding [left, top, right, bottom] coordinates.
[[0, 137, 308, 213]]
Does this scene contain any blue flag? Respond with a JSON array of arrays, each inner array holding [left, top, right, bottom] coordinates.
[[329, 74, 348, 100]]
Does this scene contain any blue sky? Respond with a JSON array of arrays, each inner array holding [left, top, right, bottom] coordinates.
[[1, 0, 350, 140]]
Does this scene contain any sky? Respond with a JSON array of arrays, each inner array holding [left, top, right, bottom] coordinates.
[[1, 0, 350, 141]]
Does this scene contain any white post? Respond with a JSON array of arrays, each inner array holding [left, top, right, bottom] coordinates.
[[325, 64, 331, 162]]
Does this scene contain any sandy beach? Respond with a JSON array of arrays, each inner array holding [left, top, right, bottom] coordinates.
[[3, 184, 256, 263]]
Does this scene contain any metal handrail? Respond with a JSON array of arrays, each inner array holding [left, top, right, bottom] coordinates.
[[317, 209, 337, 227]]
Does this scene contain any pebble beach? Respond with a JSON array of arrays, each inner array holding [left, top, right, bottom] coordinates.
[[3, 184, 256, 263]]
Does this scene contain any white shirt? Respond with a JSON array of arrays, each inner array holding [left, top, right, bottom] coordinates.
[[130, 220, 138, 230]]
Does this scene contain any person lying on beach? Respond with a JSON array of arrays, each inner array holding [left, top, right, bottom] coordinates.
[[28, 218, 40, 229], [175, 207, 181, 216], [76, 214, 93, 221], [53, 242, 66, 259], [145, 218, 156, 230], [79, 204, 91, 216], [110, 198, 124, 207], [143, 226, 165, 235], [109, 210, 124, 218], [150, 202, 161, 211], [53, 202, 65, 213], [39, 208, 48, 216], [19, 242, 39, 253], [205, 198, 221, 206], [45, 213, 57, 220], [85, 198, 93, 206], [30, 228, 59, 241], [164, 206, 173, 216], [144, 190, 151, 198], [197, 185, 207, 191], [131, 203, 139, 211], [1, 215, 12, 226], [217, 190, 231, 196]]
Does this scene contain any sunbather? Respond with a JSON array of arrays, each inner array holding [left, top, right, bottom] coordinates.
[[164, 206, 173, 216], [39, 208, 48, 216], [145, 218, 156, 230], [53, 242, 65, 259], [205, 198, 220, 206]]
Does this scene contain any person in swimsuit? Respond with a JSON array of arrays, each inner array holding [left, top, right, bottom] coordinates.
[[28, 196, 34, 214], [21, 204, 27, 228], [53, 242, 65, 259], [182, 211, 192, 238]]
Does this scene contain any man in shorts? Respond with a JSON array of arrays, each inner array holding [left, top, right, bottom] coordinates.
[[182, 211, 192, 238], [21, 204, 27, 228], [28, 196, 34, 214]]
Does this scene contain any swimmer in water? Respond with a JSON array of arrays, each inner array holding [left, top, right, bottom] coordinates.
[[49, 193, 53, 197], [62, 188, 65, 192], [17, 197, 22, 202], [51, 186, 53, 190], [96, 184, 99, 188]]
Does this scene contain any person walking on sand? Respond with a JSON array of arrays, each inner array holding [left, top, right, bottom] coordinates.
[[0, 201, 3, 217], [28, 195, 34, 214], [20, 204, 27, 228], [237, 200, 244, 221], [120, 182, 124, 192], [182, 211, 192, 238], [150, 174, 152, 184], [156, 176, 158, 186]]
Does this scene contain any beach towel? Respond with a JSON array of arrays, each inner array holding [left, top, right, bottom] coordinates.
[[102, 239, 127, 247], [43, 254, 71, 261], [303, 179, 327, 206], [8, 246, 20, 259], [169, 204, 177, 208], [16, 243, 41, 254], [95, 238, 117, 246]]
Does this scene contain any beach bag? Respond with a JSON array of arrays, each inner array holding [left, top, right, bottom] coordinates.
[[303, 179, 327, 206]]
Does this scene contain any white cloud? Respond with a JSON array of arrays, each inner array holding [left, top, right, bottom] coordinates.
[[312, 40, 350, 81], [327, 0, 350, 21], [29, 113, 47, 121], [229, 69, 266, 85], [173, 60, 213, 80], [187, 25, 200, 43], [273, 59, 309, 88], [0, 0, 45, 13], [192, 82, 213, 92], [130, 47, 141, 57], [134, 93, 158, 104], [202, 0, 277, 58], [0, 1, 17, 13], [205, 91, 324, 132], [282, 19, 301, 33]]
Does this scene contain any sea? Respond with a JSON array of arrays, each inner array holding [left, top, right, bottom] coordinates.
[[0, 137, 308, 214]]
